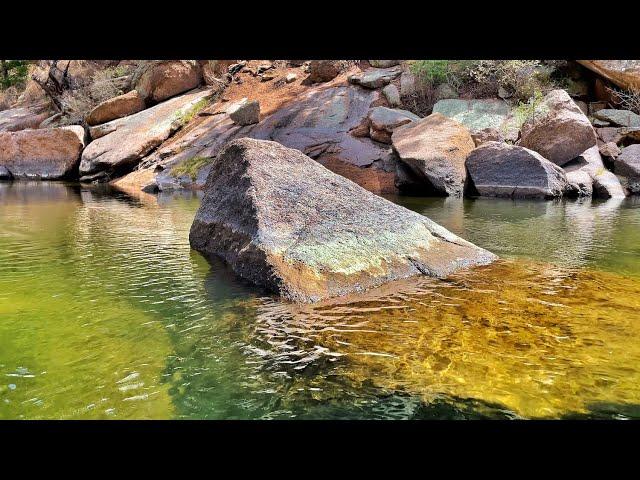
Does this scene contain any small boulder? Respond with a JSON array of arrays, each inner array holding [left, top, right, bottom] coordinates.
[[368, 107, 419, 144], [227, 98, 260, 126], [466, 142, 568, 199], [136, 60, 203, 103], [189, 138, 496, 302], [369, 60, 401, 68], [400, 72, 417, 96], [348, 67, 402, 89], [86, 90, 146, 126], [471, 127, 504, 147], [0, 128, 83, 179], [592, 109, 640, 128], [285, 73, 297, 83], [599, 141, 621, 159], [391, 112, 475, 196], [308, 60, 340, 83], [519, 89, 597, 166], [613, 144, 640, 194], [382, 84, 401, 107], [434, 83, 459, 100], [564, 146, 625, 199]]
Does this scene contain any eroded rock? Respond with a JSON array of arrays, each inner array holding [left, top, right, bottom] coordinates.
[[613, 144, 640, 194], [0, 128, 83, 179], [519, 89, 597, 166], [86, 90, 146, 126], [391, 113, 475, 196], [136, 60, 203, 103], [189, 138, 496, 302], [466, 141, 568, 199]]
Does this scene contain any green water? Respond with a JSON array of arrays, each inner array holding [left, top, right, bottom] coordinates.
[[1, 182, 640, 419]]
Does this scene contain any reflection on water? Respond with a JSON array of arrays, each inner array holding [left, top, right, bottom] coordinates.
[[0, 183, 639, 419]]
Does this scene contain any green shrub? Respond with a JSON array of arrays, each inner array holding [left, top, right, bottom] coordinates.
[[468, 60, 555, 102], [173, 97, 211, 127], [171, 156, 213, 180], [512, 89, 548, 128], [0, 60, 29, 90]]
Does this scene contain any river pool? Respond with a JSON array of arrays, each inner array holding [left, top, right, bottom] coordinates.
[[1, 182, 639, 419]]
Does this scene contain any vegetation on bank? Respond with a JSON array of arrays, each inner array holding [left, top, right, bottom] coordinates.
[[171, 156, 213, 180]]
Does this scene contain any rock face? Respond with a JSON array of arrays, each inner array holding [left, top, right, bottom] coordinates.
[[348, 67, 401, 89], [86, 90, 146, 126], [0, 128, 83, 179], [136, 60, 203, 104], [564, 146, 625, 199], [465, 142, 568, 199], [189, 138, 496, 302], [367, 107, 420, 144], [80, 88, 212, 177], [592, 109, 640, 128], [432, 99, 510, 132], [308, 60, 340, 83], [519, 89, 597, 166], [146, 82, 391, 193], [577, 60, 640, 92], [613, 144, 640, 194], [227, 98, 260, 125], [0, 107, 50, 132], [391, 113, 475, 196]]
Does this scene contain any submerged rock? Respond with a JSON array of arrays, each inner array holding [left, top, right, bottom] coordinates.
[[0, 165, 12, 180], [519, 89, 597, 166], [391, 113, 475, 196], [189, 138, 496, 302], [465, 142, 568, 199], [0, 128, 83, 179]]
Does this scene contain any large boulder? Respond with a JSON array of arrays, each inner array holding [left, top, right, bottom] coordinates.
[[0, 107, 50, 132], [519, 89, 597, 166], [0, 128, 83, 179], [391, 112, 475, 196], [86, 90, 146, 126], [189, 138, 496, 302], [576, 60, 640, 92], [432, 99, 511, 132], [613, 144, 640, 194], [80, 88, 213, 177], [564, 146, 626, 199], [308, 60, 340, 83], [135, 60, 203, 104], [369, 60, 400, 68], [465, 142, 568, 199]]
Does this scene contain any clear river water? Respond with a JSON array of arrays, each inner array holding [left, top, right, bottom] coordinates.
[[1, 181, 639, 419]]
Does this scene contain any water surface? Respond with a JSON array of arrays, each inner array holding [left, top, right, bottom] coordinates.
[[1, 182, 639, 419]]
